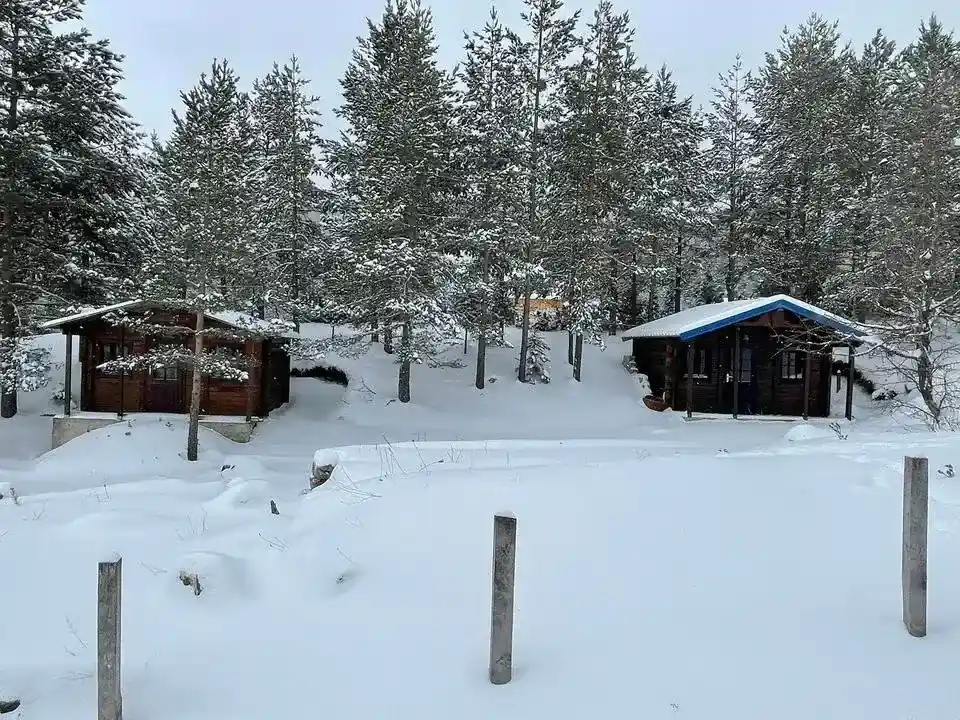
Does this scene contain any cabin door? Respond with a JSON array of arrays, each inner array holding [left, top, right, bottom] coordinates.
[[146, 366, 184, 413], [721, 341, 757, 414]]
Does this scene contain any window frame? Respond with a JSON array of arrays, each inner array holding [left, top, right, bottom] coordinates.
[[780, 350, 805, 382]]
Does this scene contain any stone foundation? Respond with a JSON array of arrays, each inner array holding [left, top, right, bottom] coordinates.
[[51, 415, 259, 450]]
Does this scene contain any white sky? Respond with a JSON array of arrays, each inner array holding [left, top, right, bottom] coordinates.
[[81, 0, 959, 137]]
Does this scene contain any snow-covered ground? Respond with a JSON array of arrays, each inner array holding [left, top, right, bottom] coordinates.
[[1, 327, 959, 719]]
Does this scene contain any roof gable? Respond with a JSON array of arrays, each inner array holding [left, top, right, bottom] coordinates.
[[621, 295, 865, 342], [40, 300, 298, 338]]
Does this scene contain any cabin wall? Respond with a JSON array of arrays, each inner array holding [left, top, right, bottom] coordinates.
[[634, 312, 835, 418], [631, 338, 668, 396], [73, 316, 273, 418]]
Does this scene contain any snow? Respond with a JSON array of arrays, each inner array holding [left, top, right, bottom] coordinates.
[[784, 423, 839, 441], [1, 325, 959, 720], [621, 293, 866, 341], [40, 300, 297, 338]]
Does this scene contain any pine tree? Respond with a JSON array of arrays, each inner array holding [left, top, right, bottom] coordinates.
[[515, 0, 579, 383], [823, 31, 899, 318], [856, 17, 960, 426], [0, 0, 142, 418], [750, 15, 850, 302], [705, 56, 757, 301], [137, 60, 270, 459], [326, 0, 460, 403], [547, 2, 634, 380], [457, 8, 527, 389], [250, 56, 324, 326], [642, 66, 706, 317]]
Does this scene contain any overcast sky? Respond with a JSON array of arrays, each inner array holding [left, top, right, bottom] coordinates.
[[82, 0, 958, 138]]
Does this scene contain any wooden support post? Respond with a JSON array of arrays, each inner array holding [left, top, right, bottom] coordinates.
[[664, 343, 675, 406], [732, 328, 741, 419], [63, 333, 73, 416], [802, 347, 812, 420], [245, 339, 256, 422], [98, 558, 122, 720], [902, 457, 928, 638], [845, 343, 855, 421], [685, 342, 694, 419], [117, 326, 125, 419], [489, 513, 517, 685]]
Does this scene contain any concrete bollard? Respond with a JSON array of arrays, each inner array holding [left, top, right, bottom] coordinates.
[[902, 456, 929, 638], [489, 513, 517, 685], [98, 557, 123, 720]]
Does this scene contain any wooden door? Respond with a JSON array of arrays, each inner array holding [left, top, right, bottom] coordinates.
[[146, 366, 183, 413], [720, 341, 757, 414]]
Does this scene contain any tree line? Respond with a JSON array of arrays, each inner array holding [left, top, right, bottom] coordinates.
[[2, 0, 959, 425]]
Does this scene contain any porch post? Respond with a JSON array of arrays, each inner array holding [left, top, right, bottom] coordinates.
[[244, 338, 256, 422], [802, 345, 812, 420], [686, 341, 694, 419], [845, 343, 855, 421], [63, 332, 73, 416], [732, 327, 741, 419], [118, 325, 125, 419]]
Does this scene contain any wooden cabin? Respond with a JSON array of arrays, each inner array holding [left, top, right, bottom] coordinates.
[[622, 295, 865, 420], [41, 300, 293, 419]]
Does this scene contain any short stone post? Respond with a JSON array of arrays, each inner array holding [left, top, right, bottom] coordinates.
[[489, 513, 517, 685], [98, 557, 123, 720], [902, 456, 928, 638]]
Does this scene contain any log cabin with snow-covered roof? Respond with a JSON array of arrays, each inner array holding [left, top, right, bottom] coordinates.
[[41, 300, 294, 421], [621, 295, 867, 420]]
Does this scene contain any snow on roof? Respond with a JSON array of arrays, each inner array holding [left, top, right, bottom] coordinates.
[[40, 300, 143, 329], [620, 294, 867, 342], [41, 300, 298, 338]]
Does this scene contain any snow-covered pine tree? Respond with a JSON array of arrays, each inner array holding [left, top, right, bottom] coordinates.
[[129, 60, 275, 460], [514, 0, 579, 383], [641, 66, 707, 317], [705, 56, 758, 302], [457, 8, 528, 389], [326, 0, 460, 403], [615, 54, 656, 328], [547, 2, 633, 381], [822, 31, 899, 319], [250, 56, 325, 327], [750, 15, 850, 302], [854, 17, 960, 427], [0, 0, 143, 417]]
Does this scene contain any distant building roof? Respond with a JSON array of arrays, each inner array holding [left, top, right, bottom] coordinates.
[[621, 294, 866, 342], [40, 300, 298, 338]]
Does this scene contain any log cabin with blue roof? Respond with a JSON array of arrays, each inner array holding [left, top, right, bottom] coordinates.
[[621, 295, 867, 420]]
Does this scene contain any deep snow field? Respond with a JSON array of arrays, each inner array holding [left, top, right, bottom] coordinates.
[[2, 326, 960, 720]]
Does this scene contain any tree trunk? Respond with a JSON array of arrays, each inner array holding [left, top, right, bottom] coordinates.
[[383, 324, 394, 354], [567, 331, 574, 365], [630, 252, 639, 326], [398, 321, 411, 403], [0, 27, 20, 419], [573, 334, 583, 382], [476, 247, 490, 390], [371, 320, 379, 343], [647, 236, 659, 321], [186, 309, 205, 462], [518, 18, 546, 384], [674, 223, 683, 313]]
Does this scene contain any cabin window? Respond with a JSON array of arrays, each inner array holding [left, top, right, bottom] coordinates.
[[780, 351, 805, 381], [151, 366, 180, 382], [729, 347, 752, 383], [95, 342, 131, 374], [683, 347, 711, 380]]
